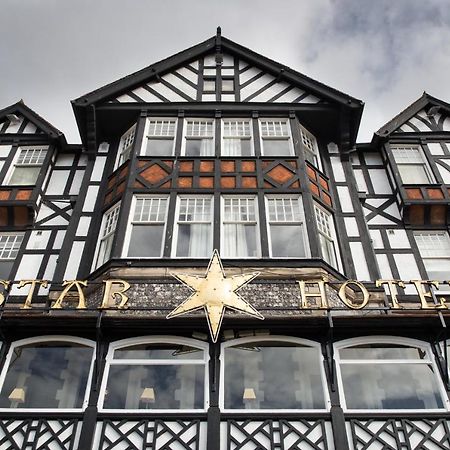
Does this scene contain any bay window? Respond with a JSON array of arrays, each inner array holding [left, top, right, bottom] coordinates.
[[94, 203, 120, 269], [335, 337, 448, 411], [222, 119, 253, 156], [221, 196, 260, 258], [0, 337, 94, 410], [221, 337, 327, 410], [183, 119, 214, 156], [6, 146, 48, 185], [173, 196, 213, 257], [259, 119, 293, 156], [125, 196, 168, 257], [117, 124, 136, 166], [391, 145, 434, 184], [266, 196, 308, 257], [315, 204, 339, 268], [100, 337, 208, 411], [414, 231, 450, 280], [142, 119, 177, 157], [299, 124, 320, 168]]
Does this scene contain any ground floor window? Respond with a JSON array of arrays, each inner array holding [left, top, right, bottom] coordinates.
[[0, 337, 94, 410], [100, 337, 209, 411], [335, 337, 448, 411]]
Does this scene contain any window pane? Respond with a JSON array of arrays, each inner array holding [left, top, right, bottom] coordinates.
[[203, 79, 216, 91], [262, 140, 291, 156], [319, 234, 337, 267], [128, 225, 164, 257], [114, 344, 204, 360], [223, 224, 258, 257], [0, 343, 93, 409], [224, 342, 325, 409], [185, 139, 214, 156], [144, 139, 174, 156], [222, 79, 234, 92], [223, 139, 252, 156], [398, 164, 430, 184], [423, 259, 450, 280], [340, 345, 426, 360], [176, 224, 212, 257], [270, 225, 306, 257], [341, 363, 444, 409], [0, 233, 24, 259], [8, 166, 41, 185], [104, 365, 204, 409], [0, 261, 14, 279]]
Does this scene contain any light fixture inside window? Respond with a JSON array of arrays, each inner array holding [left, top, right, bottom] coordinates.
[[141, 387, 155, 404], [9, 387, 25, 403], [243, 388, 256, 400]]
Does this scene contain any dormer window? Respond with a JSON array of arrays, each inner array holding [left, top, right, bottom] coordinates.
[[6, 147, 47, 185], [391, 145, 434, 184]]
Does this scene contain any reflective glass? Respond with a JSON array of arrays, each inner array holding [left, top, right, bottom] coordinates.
[[340, 345, 426, 360], [115, 344, 204, 360], [128, 225, 164, 257], [341, 363, 444, 409], [224, 342, 326, 409], [270, 225, 306, 257], [0, 343, 93, 409], [145, 139, 174, 156], [104, 364, 204, 409], [262, 139, 291, 156]]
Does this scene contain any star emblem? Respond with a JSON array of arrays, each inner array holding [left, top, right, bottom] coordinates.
[[167, 250, 264, 342]]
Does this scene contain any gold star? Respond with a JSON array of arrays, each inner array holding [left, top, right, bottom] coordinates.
[[167, 250, 264, 342]]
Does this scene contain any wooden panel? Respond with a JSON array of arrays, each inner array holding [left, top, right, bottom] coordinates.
[[405, 188, 423, 200]]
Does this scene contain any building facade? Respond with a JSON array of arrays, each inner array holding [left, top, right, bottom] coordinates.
[[0, 30, 449, 449]]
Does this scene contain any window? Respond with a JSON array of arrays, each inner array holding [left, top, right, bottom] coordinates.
[[221, 337, 327, 410], [391, 145, 434, 184], [222, 119, 253, 156], [125, 196, 168, 257], [266, 196, 308, 257], [142, 119, 177, 157], [335, 337, 448, 411], [414, 231, 450, 280], [315, 205, 339, 268], [0, 232, 24, 279], [0, 337, 94, 410], [299, 124, 320, 168], [7, 147, 47, 185], [173, 196, 213, 257], [183, 119, 215, 156], [203, 77, 216, 93], [259, 119, 293, 156], [94, 203, 120, 269], [117, 124, 136, 166], [221, 196, 260, 258], [100, 337, 208, 411]]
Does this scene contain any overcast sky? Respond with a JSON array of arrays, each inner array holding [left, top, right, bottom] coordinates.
[[1, 0, 450, 144]]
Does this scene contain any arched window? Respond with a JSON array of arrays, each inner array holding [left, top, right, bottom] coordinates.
[[335, 337, 449, 411], [221, 336, 328, 411], [0, 336, 95, 410], [100, 337, 209, 411]]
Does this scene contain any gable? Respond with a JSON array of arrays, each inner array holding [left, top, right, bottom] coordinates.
[[109, 52, 323, 105], [0, 113, 45, 134], [393, 108, 450, 133]]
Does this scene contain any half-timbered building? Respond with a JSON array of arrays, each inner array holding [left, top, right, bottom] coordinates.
[[0, 29, 449, 449]]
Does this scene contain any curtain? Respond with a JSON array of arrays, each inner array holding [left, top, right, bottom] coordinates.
[[188, 224, 211, 257], [223, 224, 250, 257], [223, 138, 242, 156]]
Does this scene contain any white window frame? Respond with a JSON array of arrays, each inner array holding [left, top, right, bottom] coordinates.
[[99, 336, 209, 413], [0, 336, 95, 413], [221, 119, 254, 156], [92, 203, 121, 270], [265, 195, 309, 258], [220, 195, 261, 258], [115, 124, 136, 169], [259, 118, 294, 157], [414, 231, 450, 286], [390, 144, 435, 184], [299, 123, 321, 170], [171, 195, 214, 258], [335, 336, 450, 413], [0, 232, 24, 260], [123, 195, 169, 258], [181, 118, 215, 157], [220, 336, 330, 413], [314, 204, 341, 271], [5, 146, 48, 186], [140, 118, 177, 157]]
